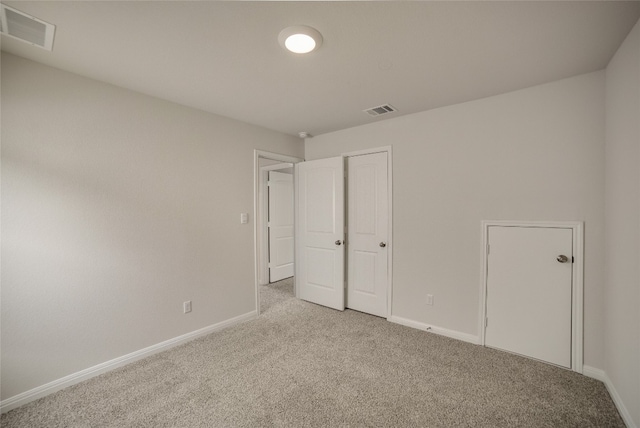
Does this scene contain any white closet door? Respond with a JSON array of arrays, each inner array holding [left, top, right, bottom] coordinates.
[[485, 226, 573, 368], [295, 157, 345, 311], [346, 152, 388, 317], [268, 171, 294, 282]]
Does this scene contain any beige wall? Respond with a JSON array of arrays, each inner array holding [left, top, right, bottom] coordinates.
[[306, 71, 606, 369], [604, 18, 640, 427], [0, 53, 303, 400]]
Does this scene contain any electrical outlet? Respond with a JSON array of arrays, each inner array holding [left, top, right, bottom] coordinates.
[[183, 301, 192, 313], [426, 294, 434, 306]]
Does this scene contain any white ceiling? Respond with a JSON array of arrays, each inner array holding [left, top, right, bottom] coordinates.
[[2, 1, 640, 137]]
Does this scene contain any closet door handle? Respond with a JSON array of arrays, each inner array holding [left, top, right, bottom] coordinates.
[[379, 242, 386, 248]]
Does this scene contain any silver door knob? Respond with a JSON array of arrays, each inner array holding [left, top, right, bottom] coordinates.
[[335, 240, 342, 246], [557, 255, 569, 263], [379, 242, 386, 248]]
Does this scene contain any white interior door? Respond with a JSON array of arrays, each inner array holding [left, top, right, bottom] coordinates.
[[268, 171, 294, 282], [485, 226, 573, 368], [295, 157, 345, 311], [346, 152, 388, 317]]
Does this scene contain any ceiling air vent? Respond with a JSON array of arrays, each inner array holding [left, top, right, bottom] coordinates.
[[363, 104, 397, 117], [0, 4, 55, 51]]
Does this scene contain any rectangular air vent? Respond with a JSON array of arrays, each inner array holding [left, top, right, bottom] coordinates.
[[363, 104, 397, 117], [0, 4, 55, 51]]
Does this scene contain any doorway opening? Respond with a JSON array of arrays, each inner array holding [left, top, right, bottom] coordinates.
[[253, 150, 303, 316]]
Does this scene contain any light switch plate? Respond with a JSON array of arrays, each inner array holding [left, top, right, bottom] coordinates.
[[240, 213, 248, 224]]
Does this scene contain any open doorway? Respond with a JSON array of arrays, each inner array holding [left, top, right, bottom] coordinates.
[[253, 150, 303, 316], [258, 162, 294, 284]]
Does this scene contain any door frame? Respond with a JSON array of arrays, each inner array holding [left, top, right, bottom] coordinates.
[[479, 220, 584, 373], [253, 150, 304, 317], [343, 146, 393, 319]]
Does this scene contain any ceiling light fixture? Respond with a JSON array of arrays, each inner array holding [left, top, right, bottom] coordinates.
[[278, 25, 323, 54]]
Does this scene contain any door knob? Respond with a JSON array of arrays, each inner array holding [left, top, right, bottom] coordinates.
[[557, 255, 569, 263], [379, 242, 386, 248], [335, 240, 342, 246]]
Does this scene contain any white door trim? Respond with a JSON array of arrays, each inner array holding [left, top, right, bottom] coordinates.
[[479, 220, 584, 373], [342, 146, 393, 319], [253, 150, 303, 317]]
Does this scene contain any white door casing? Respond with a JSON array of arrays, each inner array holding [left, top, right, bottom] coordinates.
[[268, 171, 294, 282], [295, 157, 345, 311], [346, 152, 388, 317], [484, 224, 575, 369]]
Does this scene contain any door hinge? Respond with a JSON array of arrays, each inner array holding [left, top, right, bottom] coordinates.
[[487, 244, 490, 255], [485, 318, 488, 328]]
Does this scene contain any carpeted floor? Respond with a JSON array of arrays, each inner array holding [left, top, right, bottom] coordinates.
[[1, 277, 624, 427]]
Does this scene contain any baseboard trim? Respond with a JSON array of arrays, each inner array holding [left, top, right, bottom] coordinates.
[[388, 315, 480, 345], [1, 310, 258, 414], [582, 365, 606, 382], [583, 365, 637, 428]]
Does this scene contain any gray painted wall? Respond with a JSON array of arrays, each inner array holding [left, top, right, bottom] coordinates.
[[604, 18, 640, 427], [306, 71, 606, 370], [1, 53, 303, 400]]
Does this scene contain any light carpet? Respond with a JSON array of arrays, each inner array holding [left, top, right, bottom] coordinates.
[[1, 278, 624, 427]]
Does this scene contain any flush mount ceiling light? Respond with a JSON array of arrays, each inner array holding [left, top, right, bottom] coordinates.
[[278, 25, 323, 54]]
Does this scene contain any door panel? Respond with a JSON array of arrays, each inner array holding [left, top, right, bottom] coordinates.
[[352, 251, 376, 295], [295, 157, 345, 311], [485, 226, 573, 368], [306, 248, 337, 289], [268, 171, 294, 282], [346, 152, 388, 317]]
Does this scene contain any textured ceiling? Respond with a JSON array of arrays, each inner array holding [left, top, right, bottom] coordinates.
[[2, 1, 640, 137]]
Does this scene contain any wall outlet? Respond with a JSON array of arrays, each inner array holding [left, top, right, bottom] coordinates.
[[183, 301, 192, 313], [426, 294, 434, 306]]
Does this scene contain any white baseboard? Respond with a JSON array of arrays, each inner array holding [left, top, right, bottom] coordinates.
[[1, 310, 257, 414], [582, 365, 607, 382], [583, 365, 637, 428], [388, 315, 480, 345]]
